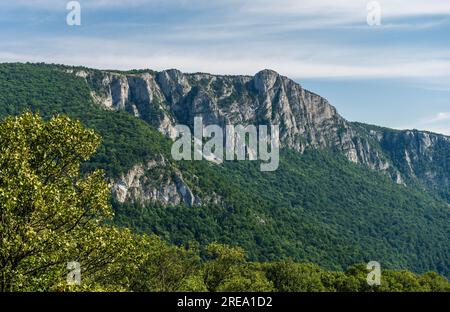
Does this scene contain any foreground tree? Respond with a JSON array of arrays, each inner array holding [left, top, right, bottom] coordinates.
[[265, 260, 326, 292], [202, 243, 246, 291], [128, 237, 201, 292], [0, 112, 126, 291]]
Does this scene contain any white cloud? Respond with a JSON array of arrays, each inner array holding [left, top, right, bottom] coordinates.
[[424, 112, 450, 124], [2, 34, 450, 81], [6, 0, 229, 10], [398, 112, 450, 136], [415, 125, 450, 136], [7, 0, 153, 9], [2, 1, 450, 83], [242, 0, 450, 19], [9, 0, 450, 20]]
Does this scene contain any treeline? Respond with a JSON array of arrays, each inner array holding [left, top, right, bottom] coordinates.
[[69, 237, 450, 292], [4, 227, 450, 292]]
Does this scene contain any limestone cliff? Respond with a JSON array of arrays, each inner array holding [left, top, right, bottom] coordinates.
[[110, 154, 201, 206], [70, 68, 450, 202]]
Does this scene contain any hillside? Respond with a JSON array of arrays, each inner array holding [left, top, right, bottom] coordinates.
[[0, 62, 448, 277]]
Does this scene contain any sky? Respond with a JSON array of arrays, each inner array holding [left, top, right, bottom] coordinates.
[[1, 0, 450, 135]]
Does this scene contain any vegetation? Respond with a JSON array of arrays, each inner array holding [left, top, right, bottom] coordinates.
[[0, 112, 448, 292], [0, 112, 127, 291], [115, 149, 450, 277], [0, 62, 171, 178], [0, 63, 448, 286]]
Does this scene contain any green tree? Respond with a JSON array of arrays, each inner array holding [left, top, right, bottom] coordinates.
[[378, 270, 423, 292], [0, 112, 119, 291], [202, 243, 246, 291], [343, 264, 378, 292], [217, 263, 274, 292], [265, 260, 326, 292], [419, 272, 450, 292], [129, 237, 201, 292]]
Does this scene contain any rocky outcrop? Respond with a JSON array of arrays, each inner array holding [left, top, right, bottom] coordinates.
[[83, 68, 390, 165], [111, 155, 199, 206], [85, 71, 178, 139], [72, 67, 450, 200], [362, 126, 450, 195]]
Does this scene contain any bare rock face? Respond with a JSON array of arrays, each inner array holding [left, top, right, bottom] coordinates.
[[87, 73, 129, 111], [253, 69, 279, 92], [85, 71, 178, 139], [365, 127, 450, 193], [156, 69, 192, 104], [111, 155, 199, 206], [72, 67, 450, 202]]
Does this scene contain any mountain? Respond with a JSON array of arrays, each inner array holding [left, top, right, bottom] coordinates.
[[80, 66, 450, 199], [0, 62, 448, 277]]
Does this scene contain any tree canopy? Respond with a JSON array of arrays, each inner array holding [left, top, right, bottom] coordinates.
[[0, 112, 448, 292]]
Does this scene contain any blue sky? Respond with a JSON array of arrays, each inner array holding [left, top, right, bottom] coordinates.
[[1, 0, 450, 135]]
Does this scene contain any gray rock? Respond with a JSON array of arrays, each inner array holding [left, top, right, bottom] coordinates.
[[73, 68, 449, 201]]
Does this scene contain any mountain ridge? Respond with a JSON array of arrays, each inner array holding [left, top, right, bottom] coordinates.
[[66, 65, 450, 201]]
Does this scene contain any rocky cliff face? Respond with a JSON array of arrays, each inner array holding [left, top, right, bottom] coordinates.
[[83, 69, 392, 165], [81, 70, 178, 139], [361, 125, 450, 198], [72, 68, 450, 202], [110, 154, 202, 206]]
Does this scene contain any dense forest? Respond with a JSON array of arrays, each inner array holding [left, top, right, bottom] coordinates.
[[0, 112, 448, 292], [0, 63, 449, 291], [115, 148, 449, 276]]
